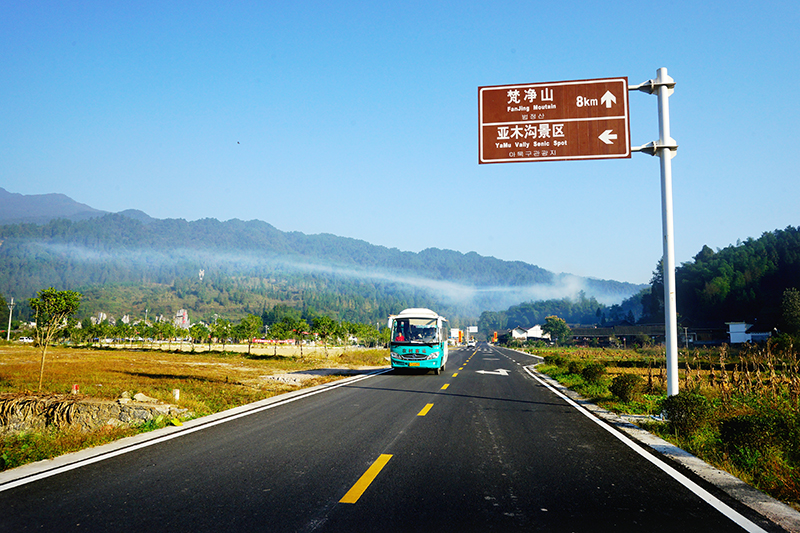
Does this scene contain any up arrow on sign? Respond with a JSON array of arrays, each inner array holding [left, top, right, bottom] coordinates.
[[601, 90, 617, 108], [476, 369, 510, 376]]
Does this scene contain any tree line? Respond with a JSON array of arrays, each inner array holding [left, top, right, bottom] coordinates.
[[53, 302, 389, 352], [477, 291, 644, 339], [18, 287, 390, 393], [641, 226, 800, 331], [483, 226, 800, 344]]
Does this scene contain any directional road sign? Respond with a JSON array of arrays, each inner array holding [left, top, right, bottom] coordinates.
[[479, 77, 630, 163]]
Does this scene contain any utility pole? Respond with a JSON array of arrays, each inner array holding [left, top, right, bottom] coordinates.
[[6, 298, 14, 342]]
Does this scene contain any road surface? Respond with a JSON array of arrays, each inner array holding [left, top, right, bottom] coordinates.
[[0, 343, 785, 532]]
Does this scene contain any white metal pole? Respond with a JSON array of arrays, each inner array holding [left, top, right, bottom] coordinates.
[[6, 298, 13, 342], [655, 67, 680, 396]]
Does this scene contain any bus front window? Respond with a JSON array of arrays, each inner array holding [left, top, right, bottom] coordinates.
[[393, 318, 438, 344]]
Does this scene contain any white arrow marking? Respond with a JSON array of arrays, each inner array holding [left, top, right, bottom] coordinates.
[[599, 130, 617, 145], [476, 369, 510, 376], [600, 90, 616, 108]]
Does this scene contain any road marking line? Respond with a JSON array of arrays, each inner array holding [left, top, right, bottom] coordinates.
[[339, 454, 393, 504], [523, 366, 768, 533], [417, 403, 434, 416], [441, 384, 450, 390], [452, 372, 459, 377]]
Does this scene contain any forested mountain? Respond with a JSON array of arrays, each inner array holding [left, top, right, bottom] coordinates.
[[477, 291, 646, 337], [481, 227, 800, 336], [0, 212, 642, 326], [675, 227, 800, 327], [632, 227, 800, 331]]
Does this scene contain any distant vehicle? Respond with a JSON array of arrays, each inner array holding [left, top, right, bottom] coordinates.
[[388, 308, 449, 375], [467, 339, 476, 347], [17, 336, 34, 343]]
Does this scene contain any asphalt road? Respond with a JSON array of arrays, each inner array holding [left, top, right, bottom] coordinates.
[[0, 343, 786, 532]]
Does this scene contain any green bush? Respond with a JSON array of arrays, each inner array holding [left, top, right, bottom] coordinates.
[[610, 373, 644, 402], [543, 355, 566, 367], [581, 362, 606, 384], [720, 413, 793, 455], [567, 361, 585, 375], [661, 392, 712, 435]]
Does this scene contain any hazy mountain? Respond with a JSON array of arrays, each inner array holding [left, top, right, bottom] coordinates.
[[0, 187, 107, 224], [0, 188, 645, 323]]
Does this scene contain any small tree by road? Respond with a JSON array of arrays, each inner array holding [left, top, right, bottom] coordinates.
[[312, 315, 336, 357], [212, 319, 231, 351], [236, 314, 263, 355], [542, 315, 572, 347], [29, 288, 82, 391], [190, 323, 211, 349]]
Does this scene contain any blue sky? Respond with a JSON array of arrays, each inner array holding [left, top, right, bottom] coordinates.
[[2, 1, 798, 285]]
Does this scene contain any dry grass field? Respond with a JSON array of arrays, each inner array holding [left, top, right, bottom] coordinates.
[[0, 343, 389, 469]]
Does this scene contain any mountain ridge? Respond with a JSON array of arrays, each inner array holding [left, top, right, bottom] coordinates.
[[0, 187, 107, 224], [0, 187, 644, 323]]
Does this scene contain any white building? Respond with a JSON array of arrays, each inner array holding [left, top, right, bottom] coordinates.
[[175, 309, 190, 330], [727, 322, 771, 344], [511, 325, 551, 341], [524, 325, 551, 341]]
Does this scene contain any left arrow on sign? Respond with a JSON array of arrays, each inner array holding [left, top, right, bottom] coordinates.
[[599, 130, 618, 145], [476, 369, 510, 376]]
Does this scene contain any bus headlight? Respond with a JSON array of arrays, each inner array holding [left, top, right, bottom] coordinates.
[[427, 351, 440, 360]]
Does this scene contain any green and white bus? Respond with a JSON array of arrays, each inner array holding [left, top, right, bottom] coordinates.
[[388, 308, 449, 374]]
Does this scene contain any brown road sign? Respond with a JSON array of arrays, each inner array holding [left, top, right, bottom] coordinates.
[[478, 77, 630, 163]]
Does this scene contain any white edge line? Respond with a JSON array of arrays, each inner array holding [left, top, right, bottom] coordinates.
[[0, 368, 391, 492], [522, 366, 768, 533]]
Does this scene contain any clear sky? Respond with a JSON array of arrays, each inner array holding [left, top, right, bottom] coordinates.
[[2, 1, 798, 285]]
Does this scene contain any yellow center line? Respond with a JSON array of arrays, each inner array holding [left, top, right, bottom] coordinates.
[[417, 403, 434, 416], [452, 372, 458, 377], [339, 454, 393, 504], [441, 383, 450, 390]]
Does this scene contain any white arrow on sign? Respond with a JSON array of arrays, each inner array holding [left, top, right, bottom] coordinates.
[[476, 369, 509, 376], [599, 130, 618, 145], [600, 90, 616, 108]]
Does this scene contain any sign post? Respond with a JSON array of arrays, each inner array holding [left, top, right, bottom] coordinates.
[[479, 69, 680, 396], [631, 68, 679, 396]]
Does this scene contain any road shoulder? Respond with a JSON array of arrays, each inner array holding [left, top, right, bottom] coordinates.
[[528, 364, 800, 533]]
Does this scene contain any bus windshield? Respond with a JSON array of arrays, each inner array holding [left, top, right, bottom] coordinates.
[[391, 317, 438, 344]]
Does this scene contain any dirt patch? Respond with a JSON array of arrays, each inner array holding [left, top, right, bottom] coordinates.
[[261, 367, 377, 386]]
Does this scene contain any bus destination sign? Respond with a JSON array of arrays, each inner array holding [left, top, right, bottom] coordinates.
[[478, 77, 630, 163]]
